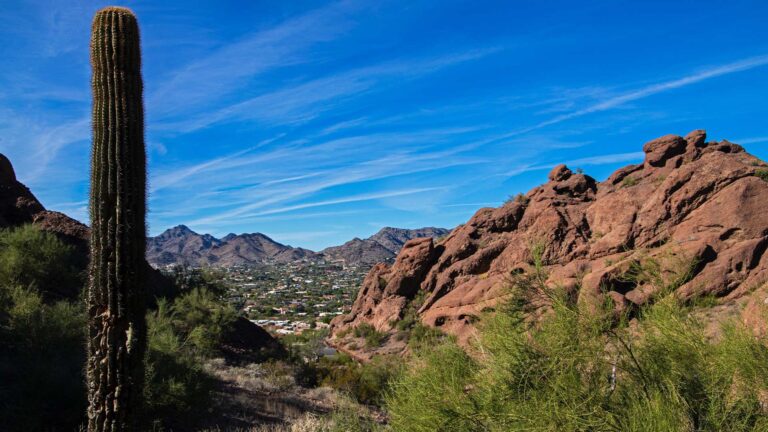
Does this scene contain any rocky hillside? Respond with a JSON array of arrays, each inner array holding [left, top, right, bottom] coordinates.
[[146, 225, 317, 267], [330, 130, 768, 359], [321, 227, 450, 266]]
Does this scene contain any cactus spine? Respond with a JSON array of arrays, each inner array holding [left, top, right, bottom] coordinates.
[[87, 7, 147, 431]]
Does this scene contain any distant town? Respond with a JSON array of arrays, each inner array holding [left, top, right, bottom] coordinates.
[[219, 260, 368, 336]]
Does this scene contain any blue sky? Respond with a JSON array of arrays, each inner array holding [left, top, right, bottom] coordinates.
[[1, 0, 767, 250]]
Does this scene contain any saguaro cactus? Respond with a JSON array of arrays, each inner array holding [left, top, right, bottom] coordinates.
[[87, 7, 147, 431]]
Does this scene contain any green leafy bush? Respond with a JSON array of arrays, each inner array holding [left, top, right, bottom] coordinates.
[[386, 259, 768, 431], [0, 225, 84, 298], [622, 176, 639, 187], [143, 299, 217, 429], [754, 169, 768, 182], [353, 322, 386, 348], [0, 286, 87, 431], [170, 287, 238, 356], [317, 354, 400, 406], [0, 226, 88, 431], [142, 287, 239, 428]]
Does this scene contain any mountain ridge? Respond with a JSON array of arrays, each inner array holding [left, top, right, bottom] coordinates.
[[146, 225, 451, 267]]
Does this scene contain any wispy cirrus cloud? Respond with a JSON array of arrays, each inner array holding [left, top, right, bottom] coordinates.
[[734, 136, 768, 145], [188, 186, 446, 227], [500, 54, 768, 138], [149, 128, 487, 230], [504, 151, 644, 177], [149, 1, 361, 119], [159, 47, 500, 133]]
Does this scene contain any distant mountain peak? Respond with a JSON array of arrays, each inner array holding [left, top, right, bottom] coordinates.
[[321, 226, 451, 266], [147, 227, 317, 267], [146, 225, 451, 268]]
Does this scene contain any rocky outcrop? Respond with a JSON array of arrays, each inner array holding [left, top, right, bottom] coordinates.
[[330, 131, 768, 356], [0, 154, 45, 228]]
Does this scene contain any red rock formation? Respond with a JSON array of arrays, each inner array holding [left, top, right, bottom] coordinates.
[[330, 131, 768, 356], [0, 154, 45, 228]]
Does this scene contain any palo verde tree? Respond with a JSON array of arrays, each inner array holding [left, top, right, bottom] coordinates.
[[87, 7, 147, 431]]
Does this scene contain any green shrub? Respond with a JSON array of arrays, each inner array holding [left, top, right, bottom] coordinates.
[[505, 192, 530, 205], [754, 169, 768, 182], [386, 259, 768, 431], [167, 265, 229, 298], [407, 321, 445, 350], [318, 354, 400, 406], [0, 225, 84, 298], [143, 299, 216, 429], [170, 287, 238, 356], [353, 323, 386, 348], [0, 286, 87, 431], [141, 287, 239, 428], [0, 226, 88, 432], [622, 176, 639, 187]]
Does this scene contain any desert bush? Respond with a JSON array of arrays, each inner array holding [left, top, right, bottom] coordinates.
[[0, 226, 88, 431], [167, 265, 230, 298], [143, 298, 219, 429], [0, 285, 87, 431], [0, 225, 84, 298], [313, 354, 400, 406], [386, 256, 768, 431], [171, 287, 238, 356], [754, 169, 768, 182], [353, 323, 386, 348], [622, 176, 639, 187], [141, 286, 241, 428]]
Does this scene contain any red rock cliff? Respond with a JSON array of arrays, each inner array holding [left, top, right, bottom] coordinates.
[[330, 131, 768, 356]]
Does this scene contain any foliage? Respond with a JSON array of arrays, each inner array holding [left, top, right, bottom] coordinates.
[[353, 322, 387, 348], [754, 169, 768, 182], [142, 287, 239, 428], [0, 226, 87, 431], [622, 176, 639, 187], [505, 192, 530, 205], [170, 287, 238, 356], [167, 265, 230, 298], [0, 285, 87, 431], [315, 354, 401, 406], [143, 299, 217, 429], [386, 254, 768, 431], [0, 225, 241, 430], [0, 225, 84, 298]]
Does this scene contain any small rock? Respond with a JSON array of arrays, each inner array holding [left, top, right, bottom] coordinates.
[[548, 164, 572, 182], [684, 129, 707, 148], [643, 134, 687, 167]]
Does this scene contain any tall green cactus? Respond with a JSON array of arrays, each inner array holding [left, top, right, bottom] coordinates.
[[87, 7, 147, 431]]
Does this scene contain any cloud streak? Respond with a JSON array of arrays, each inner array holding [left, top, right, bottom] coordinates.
[[160, 47, 500, 133], [149, 1, 360, 119], [505, 151, 644, 177], [188, 186, 445, 226], [505, 54, 768, 137]]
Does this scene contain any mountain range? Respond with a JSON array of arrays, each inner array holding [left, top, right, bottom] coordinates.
[[146, 225, 450, 267]]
